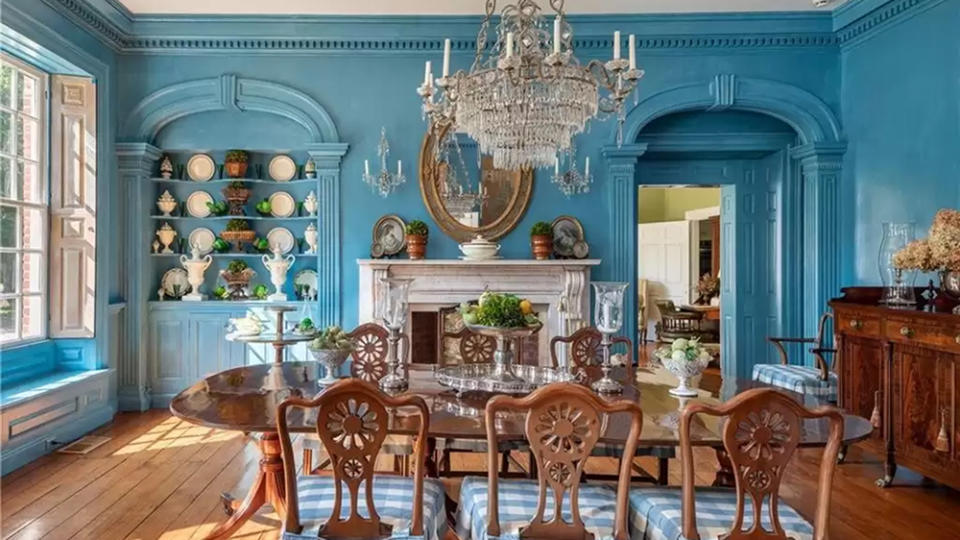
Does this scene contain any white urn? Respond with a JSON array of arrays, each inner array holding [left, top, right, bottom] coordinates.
[[302, 191, 318, 216], [156, 222, 177, 254], [179, 243, 213, 301], [262, 248, 295, 302], [304, 223, 318, 254], [156, 190, 177, 216]]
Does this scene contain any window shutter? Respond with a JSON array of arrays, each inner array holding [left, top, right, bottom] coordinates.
[[49, 75, 96, 338]]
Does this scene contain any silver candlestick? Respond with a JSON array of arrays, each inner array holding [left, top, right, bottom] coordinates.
[[377, 277, 413, 392], [590, 281, 629, 394]]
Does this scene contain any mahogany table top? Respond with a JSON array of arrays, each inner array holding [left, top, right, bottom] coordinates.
[[169, 362, 873, 448]]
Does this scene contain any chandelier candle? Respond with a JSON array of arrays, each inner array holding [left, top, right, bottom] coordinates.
[[417, 0, 644, 171]]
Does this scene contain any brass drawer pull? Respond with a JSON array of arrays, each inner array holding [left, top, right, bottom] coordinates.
[[899, 326, 914, 338], [849, 319, 863, 330]]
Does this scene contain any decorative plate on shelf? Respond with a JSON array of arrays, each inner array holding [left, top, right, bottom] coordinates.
[[572, 240, 590, 259], [370, 242, 385, 258], [294, 269, 318, 293], [161, 268, 191, 299], [186, 154, 216, 182], [266, 227, 296, 254], [185, 191, 214, 218], [268, 191, 296, 217], [188, 227, 216, 255], [372, 214, 406, 256], [268, 155, 297, 182], [551, 215, 585, 258]]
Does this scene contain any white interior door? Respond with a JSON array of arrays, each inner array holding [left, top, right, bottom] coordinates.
[[638, 220, 691, 334]]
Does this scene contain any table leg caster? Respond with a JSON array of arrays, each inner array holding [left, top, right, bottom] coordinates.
[[220, 492, 237, 516], [875, 475, 894, 488]]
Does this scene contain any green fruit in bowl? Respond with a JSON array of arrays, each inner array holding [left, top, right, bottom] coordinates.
[[462, 311, 479, 325], [212, 237, 230, 252], [252, 284, 269, 300], [256, 199, 272, 215], [253, 237, 270, 251]]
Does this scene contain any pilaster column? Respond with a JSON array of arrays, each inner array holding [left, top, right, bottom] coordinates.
[[306, 143, 349, 327], [601, 144, 646, 343], [792, 142, 845, 340], [116, 142, 162, 411]]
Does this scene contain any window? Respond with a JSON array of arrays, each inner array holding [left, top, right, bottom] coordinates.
[[0, 54, 48, 345]]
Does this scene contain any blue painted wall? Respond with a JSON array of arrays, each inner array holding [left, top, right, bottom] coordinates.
[[841, 0, 960, 285], [114, 29, 841, 329]]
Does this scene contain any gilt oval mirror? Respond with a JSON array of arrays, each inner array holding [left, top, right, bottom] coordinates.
[[419, 125, 533, 243]]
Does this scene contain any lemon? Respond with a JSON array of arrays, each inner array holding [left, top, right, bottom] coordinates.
[[519, 299, 533, 315]]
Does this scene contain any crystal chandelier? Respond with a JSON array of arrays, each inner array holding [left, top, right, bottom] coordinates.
[[417, 0, 643, 171], [552, 148, 591, 197], [362, 127, 405, 197]]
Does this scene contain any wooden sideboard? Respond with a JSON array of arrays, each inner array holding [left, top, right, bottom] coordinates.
[[831, 288, 960, 490]]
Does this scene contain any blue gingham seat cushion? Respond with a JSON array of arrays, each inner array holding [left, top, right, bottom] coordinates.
[[751, 364, 838, 402], [282, 474, 447, 540], [456, 476, 619, 540], [628, 487, 813, 540]]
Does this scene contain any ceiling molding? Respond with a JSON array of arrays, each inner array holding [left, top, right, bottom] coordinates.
[[34, 0, 937, 53]]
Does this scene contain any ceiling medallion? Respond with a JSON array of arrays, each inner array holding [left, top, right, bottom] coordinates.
[[417, 0, 643, 171]]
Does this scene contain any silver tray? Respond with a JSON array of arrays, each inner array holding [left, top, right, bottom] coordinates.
[[434, 363, 567, 394]]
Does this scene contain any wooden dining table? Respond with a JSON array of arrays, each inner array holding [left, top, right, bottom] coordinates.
[[169, 362, 873, 539]]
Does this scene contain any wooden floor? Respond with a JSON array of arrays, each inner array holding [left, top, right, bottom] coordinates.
[[2, 405, 958, 540]]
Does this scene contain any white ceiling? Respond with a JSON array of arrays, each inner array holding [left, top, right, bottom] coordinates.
[[117, 0, 844, 16]]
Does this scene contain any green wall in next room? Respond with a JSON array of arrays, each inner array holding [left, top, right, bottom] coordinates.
[[637, 187, 721, 223]]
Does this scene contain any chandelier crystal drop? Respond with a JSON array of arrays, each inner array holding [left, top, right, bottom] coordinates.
[[417, 0, 644, 171]]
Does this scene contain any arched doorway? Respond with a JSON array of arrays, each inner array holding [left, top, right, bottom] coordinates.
[[602, 75, 845, 381]]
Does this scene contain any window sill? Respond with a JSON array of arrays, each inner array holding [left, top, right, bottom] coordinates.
[[1, 338, 52, 352]]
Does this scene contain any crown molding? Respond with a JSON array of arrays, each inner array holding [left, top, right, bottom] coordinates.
[[34, 0, 942, 54], [835, 0, 947, 47]]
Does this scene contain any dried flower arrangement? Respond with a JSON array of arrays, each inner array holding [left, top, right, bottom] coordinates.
[[893, 209, 960, 272]]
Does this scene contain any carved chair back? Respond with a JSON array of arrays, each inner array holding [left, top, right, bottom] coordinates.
[[438, 306, 498, 365], [348, 323, 409, 383], [277, 379, 430, 537], [550, 327, 634, 380], [484, 383, 642, 540], [679, 388, 843, 540]]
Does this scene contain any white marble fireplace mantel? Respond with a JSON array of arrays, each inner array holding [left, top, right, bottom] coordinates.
[[357, 259, 601, 363]]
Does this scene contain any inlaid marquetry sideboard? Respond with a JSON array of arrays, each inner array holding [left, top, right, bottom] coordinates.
[[831, 288, 960, 490]]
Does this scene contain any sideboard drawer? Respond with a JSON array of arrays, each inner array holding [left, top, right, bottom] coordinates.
[[885, 317, 960, 353], [836, 312, 882, 338]]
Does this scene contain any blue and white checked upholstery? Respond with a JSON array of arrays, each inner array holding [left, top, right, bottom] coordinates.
[[282, 474, 447, 540], [751, 364, 838, 402], [628, 488, 813, 540], [456, 476, 619, 540]]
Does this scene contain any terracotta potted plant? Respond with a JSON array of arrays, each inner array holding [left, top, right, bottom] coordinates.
[[220, 259, 256, 299], [530, 221, 553, 260], [224, 150, 249, 178], [221, 181, 251, 215], [405, 220, 429, 260], [220, 218, 256, 252]]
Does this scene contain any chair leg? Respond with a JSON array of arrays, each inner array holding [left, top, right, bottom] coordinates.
[[393, 454, 403, 474], [303, 449, 313, 475], [500, 451, 510, 474], [440, 449, 451, 475]]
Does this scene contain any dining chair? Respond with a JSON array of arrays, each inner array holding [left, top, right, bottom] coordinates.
[[628, 387, 843, 540], [550, 328, 670, 485], [655, 300, 704, 343], [752, 312, 838, 402], [303, 322, 413, 475], [456, 382, 643, 540], [435, 306, 527, 477], [277, 378, 447, 540]]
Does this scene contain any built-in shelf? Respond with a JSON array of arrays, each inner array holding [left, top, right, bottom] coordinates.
[[150, 177, 316, 185], [150, 253, 311, 258], [150, 215, 318, 221]]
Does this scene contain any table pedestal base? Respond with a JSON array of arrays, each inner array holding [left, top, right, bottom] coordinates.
[[206, 432, 287, 540]]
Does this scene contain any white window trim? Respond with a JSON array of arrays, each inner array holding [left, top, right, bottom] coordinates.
[[1, 53, 49, 348]]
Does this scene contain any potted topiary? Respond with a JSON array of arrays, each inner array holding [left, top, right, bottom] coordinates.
[[530, 221, 553, 260], [220, 259, 256, 299], [405, 220, 429, 260], [224, 150, 249, 178], [222, 181, 251, 215], [221, 218, 256, 252]]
